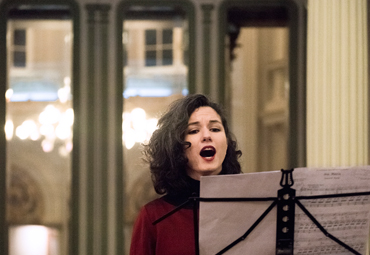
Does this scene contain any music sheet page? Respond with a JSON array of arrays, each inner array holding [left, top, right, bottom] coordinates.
[[199, 166, 370, 255]]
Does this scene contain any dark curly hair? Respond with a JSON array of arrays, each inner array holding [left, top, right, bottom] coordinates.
[[143, 94, 242, 195]]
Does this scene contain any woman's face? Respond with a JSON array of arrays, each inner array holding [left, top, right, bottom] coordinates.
[[184, 106, 228, 180]]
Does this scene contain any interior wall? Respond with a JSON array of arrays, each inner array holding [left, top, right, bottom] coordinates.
[[230, 28, 258, 173], [230, 27, 289, 173]]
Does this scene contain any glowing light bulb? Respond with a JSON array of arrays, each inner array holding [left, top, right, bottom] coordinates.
[[5, 120, 14, 140], [41, 139, 54, 152], [64, 108, 74, 126], [134, 130, 147, 143], [122, 112, 131, 130], [16, 120, 38, 140], [124, 128, 136, 149], [39, 105, 61, 125], [65, 141, 73, 152], [5, 89, 13, 101], [147, 118, 158, 136], [131, 108, 146, 131], [39, 124, 55, 139], [55, 123, 71, 140], [64, 76, 71, 86]]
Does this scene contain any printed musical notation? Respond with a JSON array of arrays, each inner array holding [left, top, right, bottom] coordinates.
[[300, 196, 370, 207], [199, 166, 370, 255], [296, 212, 369, 233], [294, 242, 365, 255], [293, 167, 370, 255]]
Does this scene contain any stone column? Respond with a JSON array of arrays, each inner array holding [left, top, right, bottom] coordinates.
[[201, 4, 214, 97], [306, 0, 368, 166], [83, 4, 113, 255]]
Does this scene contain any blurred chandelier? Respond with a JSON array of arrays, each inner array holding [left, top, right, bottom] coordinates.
[[122, 107, 158, 150], [5, 104, 74, 157], [4, 103, 158, 155], [4, 77, 74, 157]]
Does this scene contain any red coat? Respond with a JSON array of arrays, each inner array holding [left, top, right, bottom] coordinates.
[[130, 197, 198, 255]]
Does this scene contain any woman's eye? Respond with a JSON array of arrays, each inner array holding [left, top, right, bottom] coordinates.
[[210, 128, 221, 132], [188, 129, 199, 134]]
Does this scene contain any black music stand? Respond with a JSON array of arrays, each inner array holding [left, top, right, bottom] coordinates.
[[153, 169, 370, 255]]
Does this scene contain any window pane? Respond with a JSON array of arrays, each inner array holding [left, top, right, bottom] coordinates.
[[122, 9, 189, 253], [13, 51, 26, 67], [6, 19, 73, 255], [162, 49, 173, 65], [162, 29, 173, 44], [14, 29, 26, 46], [145, 50, 157, 66], [145, 29, 156, 45]]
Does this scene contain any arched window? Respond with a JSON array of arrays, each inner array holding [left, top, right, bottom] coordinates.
[[116, 0, 195, 251], [0, 1, 79, 255]]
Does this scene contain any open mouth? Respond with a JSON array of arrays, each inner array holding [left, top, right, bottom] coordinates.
[[200, 146, 216, 158]]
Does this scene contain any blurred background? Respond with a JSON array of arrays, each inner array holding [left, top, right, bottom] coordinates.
[[0, 0, 368, 255]]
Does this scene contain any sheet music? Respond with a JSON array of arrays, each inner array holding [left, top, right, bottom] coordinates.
[[199, 166, 370, 255]]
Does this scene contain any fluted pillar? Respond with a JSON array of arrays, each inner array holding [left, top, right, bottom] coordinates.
[[306, 0, 368, 166], [81, 4, 114, 255], [201, 4, 214, 97]]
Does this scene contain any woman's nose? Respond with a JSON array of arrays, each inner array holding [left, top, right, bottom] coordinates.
[[202, 136, 211, 142], [202, 129, 212, 142]]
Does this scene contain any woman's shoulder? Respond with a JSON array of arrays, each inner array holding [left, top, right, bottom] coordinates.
[[135, 196, 174, 224], [142, 196, 174, 214]]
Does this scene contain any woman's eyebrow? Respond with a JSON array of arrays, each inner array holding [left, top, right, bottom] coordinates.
[[187, 121, 200, 126], [188, 120, 222, 126]]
